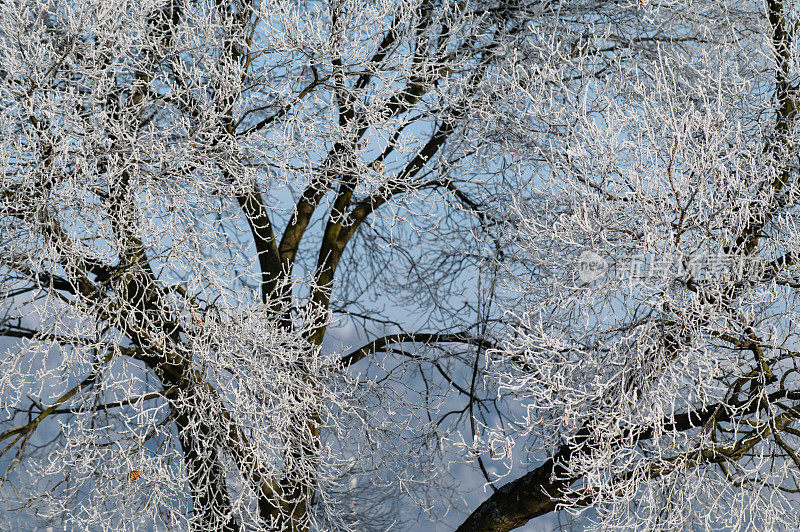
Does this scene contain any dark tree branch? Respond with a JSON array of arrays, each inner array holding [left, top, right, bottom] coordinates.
[[341, 331, 495, 367], [457, 389, 800, 531]]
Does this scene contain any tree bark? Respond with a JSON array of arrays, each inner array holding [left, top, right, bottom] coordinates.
[[455, 454, 568, 532]]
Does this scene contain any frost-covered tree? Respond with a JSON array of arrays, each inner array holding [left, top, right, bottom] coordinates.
[[0, 0, 538, 529], [461, 1, 800, 531], [1, 0, 798, 531]]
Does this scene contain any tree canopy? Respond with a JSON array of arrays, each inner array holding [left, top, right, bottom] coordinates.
[[1, 1, 800, 531]]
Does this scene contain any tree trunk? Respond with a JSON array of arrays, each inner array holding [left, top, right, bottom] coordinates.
[[175, 407, 240, 532]]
